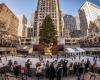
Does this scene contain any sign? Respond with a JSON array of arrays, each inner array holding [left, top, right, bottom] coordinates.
[[58, 38, 65, 45]]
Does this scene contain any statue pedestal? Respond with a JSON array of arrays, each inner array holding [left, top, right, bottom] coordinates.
[[45, 52, 52, 55]]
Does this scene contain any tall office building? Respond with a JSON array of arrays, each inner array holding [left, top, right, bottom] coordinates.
[[17, 15, 27, 37], [30, 12, 35, 28], [79, 1, 100, 36], [75, 16, 80, 30], [33, 0, 62, 44], [63, 15, 77, 32], [27, 27, 33, 38], [29, 12, 35, 38]]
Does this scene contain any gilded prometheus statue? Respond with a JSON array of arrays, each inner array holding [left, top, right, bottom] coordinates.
[[44, 44, 53, 55]]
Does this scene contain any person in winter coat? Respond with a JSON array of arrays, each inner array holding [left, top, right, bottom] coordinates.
[[69, 63, 73, 76], [76, 63, 83, 80], [56, 62, 63, 80], [73, 62, 78, 75], [62, 60, 68, 77], [91, 61, 96, 73], [8, 60, 12, 67], [13, 61, 19, 77], [49, 63, 56, 80], [36, 64, 43, 80], [85, 58, 90, 72], [25, 59, 32, 77], [45, 61, 50, 78], [25, 59, 32, 69]]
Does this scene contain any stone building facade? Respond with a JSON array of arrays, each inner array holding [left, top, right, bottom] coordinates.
[[0, 3, 19, 54], [79, 1, 100, 36], [79, 35, 100, 47], [0, 3, 19, 36]]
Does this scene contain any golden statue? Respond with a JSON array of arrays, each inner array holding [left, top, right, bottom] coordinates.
[[44, 44, 53, 55]]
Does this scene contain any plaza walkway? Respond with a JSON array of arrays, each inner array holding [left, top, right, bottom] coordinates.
[[0, 73, 100, 80]]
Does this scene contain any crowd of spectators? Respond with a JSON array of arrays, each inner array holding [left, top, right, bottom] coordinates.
[[0, 55, 99, 80]]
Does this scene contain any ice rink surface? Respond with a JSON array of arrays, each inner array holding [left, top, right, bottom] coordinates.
[[0, 56, 100, 68]]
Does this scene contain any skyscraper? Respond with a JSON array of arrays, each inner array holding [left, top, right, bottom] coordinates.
[[74, 16, 80, 30], [63, 15, 77, 32], [79, 1, 100, 36], [33, 0, 63, 44], [17, 15, 27, 37]]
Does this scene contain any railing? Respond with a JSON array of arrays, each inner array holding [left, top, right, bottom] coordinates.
[[0, 73, 23, 80], [88, 72, 100, 80], [0, 72, 30, 80]]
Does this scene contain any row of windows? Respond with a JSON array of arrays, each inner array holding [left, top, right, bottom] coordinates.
[[39, 12, 56, 15], [65, 39, 77, 42], [39, 6, 56, 8], [39, 7, 56, 12], [39, 18, 57, 22], [39, 16, 56, 19], [33, 27, 37, 30], [39, 13, 56, 16], [65, 43, 77, 45], [40, 0, 56, 4], [39, 10, 56, 13], [40, 3, 56, 6], [21, 43, 31, 45], [81, 40, 100, 43], [21, 39, 31, 42], [39, 7, 56, 10]]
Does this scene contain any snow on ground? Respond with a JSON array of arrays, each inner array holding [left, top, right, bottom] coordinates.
[[0, 56, 100, 68]]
